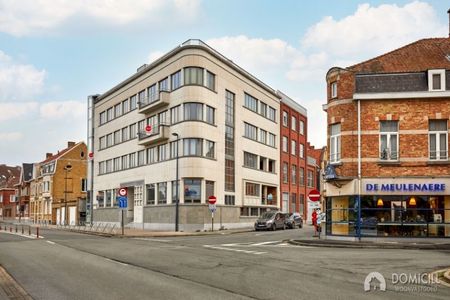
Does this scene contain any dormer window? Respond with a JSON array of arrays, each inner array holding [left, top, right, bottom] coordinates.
[[428, 69, 445, 91]]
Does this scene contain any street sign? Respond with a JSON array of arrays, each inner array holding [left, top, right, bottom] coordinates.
[[208, 196, 217, 205], [88, 152, 94, 160], [118, 188, 127, 197], [118, 196, 127, 209], [308, 189, 321, 202], [208, 203, 216, 213], [145, 125, 153, 134]]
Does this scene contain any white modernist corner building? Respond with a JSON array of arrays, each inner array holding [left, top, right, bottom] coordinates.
[[87, 40, 304, 230]]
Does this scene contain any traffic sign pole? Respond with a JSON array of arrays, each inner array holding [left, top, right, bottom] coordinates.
[[121, 210, 124, 236], [211, 211, 214, 232], [208, 196, 217, 232]]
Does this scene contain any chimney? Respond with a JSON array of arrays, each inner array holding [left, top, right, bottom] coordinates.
[[67, 141, 75, 148], [46, 153, 53, 159]]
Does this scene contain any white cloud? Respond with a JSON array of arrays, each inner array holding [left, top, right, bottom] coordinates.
[[0, 51, 46, 102], [0, 131, 23, 141], [39, 101, 86, 120], [0, 0, 201, 36], [0, 102, 39, 121], [148, 51, 166, 64]]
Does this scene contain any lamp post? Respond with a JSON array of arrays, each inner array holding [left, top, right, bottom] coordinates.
[[172, 133, 180, 232], [64, 164, 72, 226]]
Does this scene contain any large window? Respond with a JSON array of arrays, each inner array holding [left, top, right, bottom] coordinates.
[[244, 93, 258, 112], [147, 147, 157, 164], [113, 157, 121, 171], [130, 95, 137, 110], [147, 84, 157, 102], [299, 167, 304, 186], [307, 170, 314, 187], [299, 143, 304, 159], [157, 183, 167, 204], [184, 103, 203, 121], [244, 123, 257, 140], [171, 70, 182, 90], [121, 155, 128, 170], [205, 181, 214, 202], [225, 91, 235, 192], [158, 144, 167, 161], [114, 104, 121, 118], [225, 195, 235, 205], [159, 78, 169, 92], [300, 120, 305, 135], [282, 193, 289, 213], [184, 67, 204, 85], [291, 116, 297, 131], [330, 123, 341, 163], [170, 141, 179, 159], [244, 152, 258, 169], [291, 140, 296, 156], [170, 105, 181, 124], [268, 133, 276, 147], [245, 182, 260, 196], [122, 99, 129, 114], [379, 121, 398, 161], [259, 102, 267, 117], [292, 165, 297, 185], [267, 107, 276, 122], [184, 138, 202, 156], [283, 162, 288, 183], [129, 153, 136, 168], [184, 179, 201, 203], [282, 111, 288, 127], [429, 120, 448, 160], [121, 127, 128, 142], [100, 111, 106, 125], [282, 136, 288, 152], [259, 129, 267, 144], [138, 150, 145, 166], [146, 184, 155, 205]]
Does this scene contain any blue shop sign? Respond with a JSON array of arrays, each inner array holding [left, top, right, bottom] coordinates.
[[366, 183, 446, 192]]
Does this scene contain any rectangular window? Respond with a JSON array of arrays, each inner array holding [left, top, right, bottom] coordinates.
[[244, 93, 258, 112], [244, 152, 258, 169], [105, 190, 112, 207], [291, 116, 297, 131], [183, 138, 202, 156], [292, 165, 297, 185], [259, 129, 267, 144], [121, 127, 128, 142], [100, 111, 106, 125], [121, 155, 128, 169], [282, 136, 288, 152], [259, 156, 267, 171], [205, 181, 214, 202], [225, 91, 235, 192], [106, 133, 113, 147], [379, 121, 398, 161], [105, 159, 112, 173], [299, 167, 304, 186], [283, 162, 288, 183], [172, 180, 179, 203], [170, 105, 181, 124], [159, 110, 168, 125], [282, 111, 288, 127], [99, 136, 106, 150], [159, 78, 169, 92], [206, 71, 215, 90], [157, 182, 167, 205], [307, 170, 314, 188], [138, 120, 145, 132], [331, 82, 337, 98], [113, 157, 120, 171], [225, 195, 235, 205], [114, 130, 120, 145], [282, 193, 289, 213], [129, 153, 136, 168], [299, 143, 304, 158], [205, 140, 215, 158], [300, 120, 305, 135], [259, 102, 267, 117], [107, 107, 114, 121], [170, 141, 179, 159], [184, 179, 201, 203], [129, 123, 137, 139], [171, 70, 182, 90], [299, 194, 304, 215], [147, 147, 158, 164], [130, 95, 137, 110], [206, 105, 215, 125], [244, 123, 257, 140], [184, 103, 203, 121], [147, 115, 157, 126], [291, 140, 296, 156], [245, 182, 260, 196], [268, 133, 276, 147], [268, 159, 275, 173], [138, 90, 146, 105], [114, 104, 122, 118], [144, 84, 155, 103], [330, 123, 341, 163], [291, 193, 297, 213], [429, 120, 448, 160], [267, 107, 276, 122], [81, 179, 87, 192], [146, 184, 155, 205], [99, 161, 105, 175], [432, 74, 441, 90], [158, 144, 167, 161], [184, 67, 203, 85], [122, 99, 129, 114], [138, 150, 145, 166]]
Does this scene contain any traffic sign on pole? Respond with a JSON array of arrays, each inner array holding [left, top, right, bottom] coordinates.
[[118, 188, 128, 197], [308, 189, 321, 202], [118, 196, 128, 209], [208, 196, 217, 205]]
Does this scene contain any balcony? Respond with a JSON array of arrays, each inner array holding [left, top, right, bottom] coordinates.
[[138, 91, 170, 114], [137, 123, 170, 146]]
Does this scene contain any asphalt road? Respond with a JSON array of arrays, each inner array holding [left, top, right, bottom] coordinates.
[[0, 226, 449, 300]]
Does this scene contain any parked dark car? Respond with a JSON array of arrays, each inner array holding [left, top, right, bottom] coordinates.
[[254, 211, 286, 231], [285, 213, 303, 229]]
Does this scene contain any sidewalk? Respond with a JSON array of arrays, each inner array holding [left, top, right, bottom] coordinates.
[[116, 227, 254, 238]]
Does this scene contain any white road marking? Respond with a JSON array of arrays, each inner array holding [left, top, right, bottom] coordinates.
[[250, 241, 279, 246], [203, 245, 267, 255], [132, 238, 173, 242], [46, 240, 55, 245]]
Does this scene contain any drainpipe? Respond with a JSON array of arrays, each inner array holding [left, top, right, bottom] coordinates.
[[357, 99, 362, 241]]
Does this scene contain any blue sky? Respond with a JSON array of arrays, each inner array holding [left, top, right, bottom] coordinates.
[[0, 0, 448, 165]]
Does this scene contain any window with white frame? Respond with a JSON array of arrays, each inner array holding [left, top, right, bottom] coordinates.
[[282, 136, 288, 152], [299, 143, 304, 159], [291, 165, 297, 185], [114, 103, 121, 118], [291, 116, 297, 131], [331, 82, 337, 98], [282, 162, 288, 183], [300, 120, 304, 135], [379, 121, 398, 161], [159, 78, 169, 92], [429, 120, 448, 160], [307, 170, 314, 187], [330, 123, 341, 163], [147, 84, 157, 102], [291, 140, 296, 156], [282, 111, 288, 127], [205, 140, 215, 158], [121, 127, 128, 142], [428, 70, 446, 91], [122, 99, 129, 114]]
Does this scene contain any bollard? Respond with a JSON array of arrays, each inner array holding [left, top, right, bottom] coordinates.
[[36, 227, 39, 239], [28, 226, 31, 236], [21, 225, 24, 234], [15, 225, 17, 233]]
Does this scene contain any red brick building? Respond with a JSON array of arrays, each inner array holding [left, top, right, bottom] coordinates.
[[0, 164, 21, 219], [306, 143, 325, 223], [278, 92, 309, 220], [15, 163, 34, 220], [323, 38, 450, 238]]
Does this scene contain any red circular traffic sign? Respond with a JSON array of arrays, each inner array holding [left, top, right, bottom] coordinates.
[[88, 152, 94, 159], [208, 196, 217, 205], [145, 125, 152, 133], [308, 189, 320, 202], [118, 188, 128, 197]]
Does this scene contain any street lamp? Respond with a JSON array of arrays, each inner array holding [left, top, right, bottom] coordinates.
[[64, 164, 72, 226], [172, 133, 180, 232]]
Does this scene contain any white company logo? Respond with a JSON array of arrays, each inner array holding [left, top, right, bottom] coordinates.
[[364, 272, 386, 292]]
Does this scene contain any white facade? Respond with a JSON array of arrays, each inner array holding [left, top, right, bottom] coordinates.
[[89, 40, 283, 230]]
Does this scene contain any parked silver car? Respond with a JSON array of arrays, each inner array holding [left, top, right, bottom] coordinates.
[[254, 211, 286, 231]]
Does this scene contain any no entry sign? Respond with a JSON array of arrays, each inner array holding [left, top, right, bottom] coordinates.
[[308, 189, 320, 202], [208, 196, 217, 205], [118, 188, 128, 197]]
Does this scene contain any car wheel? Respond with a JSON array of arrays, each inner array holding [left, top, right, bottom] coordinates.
[[272, 223, 276, 231]]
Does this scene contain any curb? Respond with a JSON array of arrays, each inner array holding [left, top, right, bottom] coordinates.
[[287, 239, 450, 250], [115, 228, 254, 238]]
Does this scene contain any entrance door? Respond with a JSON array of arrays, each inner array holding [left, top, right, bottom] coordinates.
[[69, 207, 76, 225], [61, 207, 66, 225], [56, 208, 60, 225]]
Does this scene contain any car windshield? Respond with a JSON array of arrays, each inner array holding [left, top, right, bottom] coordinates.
[[260, 211, 276, 219]]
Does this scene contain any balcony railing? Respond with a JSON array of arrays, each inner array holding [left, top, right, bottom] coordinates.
[[379, 149, 398, 161], [137, 123, 169, 146], [137, 90, 170, 114]]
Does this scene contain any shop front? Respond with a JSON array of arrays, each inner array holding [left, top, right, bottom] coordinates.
[[324, 178, 450, 238]]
